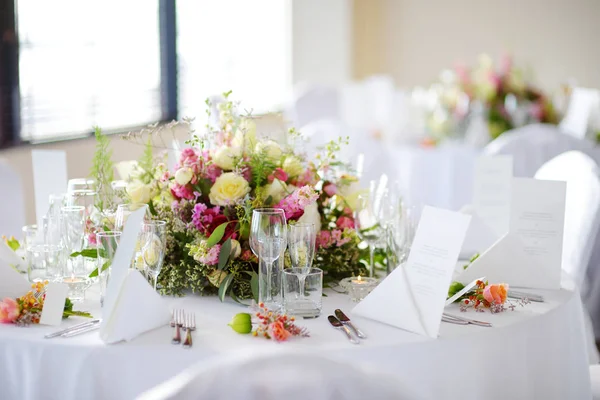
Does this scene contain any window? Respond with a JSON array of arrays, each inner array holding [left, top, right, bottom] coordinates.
[[176, 0, 291, 119], [6, 0, 291, 144]]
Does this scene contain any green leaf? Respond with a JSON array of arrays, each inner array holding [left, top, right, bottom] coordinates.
[[218, 273, 234, 302], [207, 222, 230, 247], [264, 195, 273, 206], [148, 200, 157, 216], [88, 261, 110, 278], [70, 248, 101, 259], [250, 271, 259, 303], [218, 238, 232, 270]]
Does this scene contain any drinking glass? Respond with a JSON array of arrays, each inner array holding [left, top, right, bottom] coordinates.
[[283, 268, 323, 318], [60, 206, 91, 302], [22, 224, 38, 248], [67, 178, 96, 193], [97, 231, 121, 307], [378, 190, 403, 274], [354, 194, 384, 277], [26, 244, 62, 282], [141, 220, 167, 291], [389, 204, 417, 267], [287, 223, 316, 301], [114, 203, 149, 231], [249, 208, 287, 310]]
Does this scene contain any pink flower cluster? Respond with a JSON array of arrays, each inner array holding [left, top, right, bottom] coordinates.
[[316, 229, 351, 249], [198, 244, 221, 266], [191, 203, 222, 235], [171, 149, 223, 201], [0, 298, 19, 323], [276, 185, 318, 220], [267, 168, 288, 184]]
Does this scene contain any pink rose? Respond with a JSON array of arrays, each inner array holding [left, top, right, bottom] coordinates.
[[323, 183, 337, 197], [0, 298, 20, 323], [336, 216, 354, 230], [483, 283, 509, 305]]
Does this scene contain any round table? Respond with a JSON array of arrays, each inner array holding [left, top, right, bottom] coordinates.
[[0, 285, 591, 400]]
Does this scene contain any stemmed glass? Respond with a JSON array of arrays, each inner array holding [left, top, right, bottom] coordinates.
[[60, 206, 92, 302], [114, 203, 149, 231], [287, 223, 316, 300], [141, 220, 167, 291], [249, 208, 287, 309], [354, 193, 384, 277]]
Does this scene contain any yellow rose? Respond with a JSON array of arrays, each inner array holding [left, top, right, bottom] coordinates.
[[262, 179, 294, 204], [208, 269, 228, 287], [174, 167, 193, 185], [230, 239, 242, 259], [232, 118, 257, 151], [209, 172, 251, 206], [126, 181, 152, 204], [211, 146, 242, 170], [282, 156, 304, 178], [255, 140, 283, 165]]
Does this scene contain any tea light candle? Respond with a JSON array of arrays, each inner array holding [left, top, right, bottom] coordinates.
[[346, 276, 378, 302]]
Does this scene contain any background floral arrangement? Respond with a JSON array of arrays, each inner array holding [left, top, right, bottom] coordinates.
[[92, 92, 367, 301], [426, 54, 559, 142]]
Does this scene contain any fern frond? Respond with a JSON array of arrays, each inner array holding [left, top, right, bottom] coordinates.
[[90, 126, 115, 212]]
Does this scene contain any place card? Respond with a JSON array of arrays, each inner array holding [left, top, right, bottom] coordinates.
[[472, 155, 512, 237], [31, 150, 68, 229], [353, 206, 471, 338], [39, 283, 69, 326], [100, 208, 170, 343], [0, 240, 26, 272], [0, 259, 31, 299], [459, 178, 566, 289]]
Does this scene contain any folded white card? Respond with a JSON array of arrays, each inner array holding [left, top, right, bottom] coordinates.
[[459, 205, 500, 260], [100, 208, 170, 343], [0, 259, 31, 299], [353, 206, 471, 338], [459, 178, 566, 289], [31, 150, 68, 229], [0, 241, 26, 272], [39, 283, 69, 326], [472, 155, 513, 237]]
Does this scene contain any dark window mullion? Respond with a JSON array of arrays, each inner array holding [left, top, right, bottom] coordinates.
[[159, 0, 178, 121], [0, 0, 20, 148]]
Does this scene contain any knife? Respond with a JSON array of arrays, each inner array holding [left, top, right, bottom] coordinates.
[[442, 313, 492, 327], [442, 315, 469, 325], [334, 309, 367, 339], [328, 315, 359, 344], [507, 290, 544, 302], [44, 319, 101, 339], [60, 320, 102, 338]]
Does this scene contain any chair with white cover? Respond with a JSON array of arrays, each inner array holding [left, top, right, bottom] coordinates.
[[286, 84, 339, 130], [137, 350, 420, 400], [534, 151, 600, 365], [483, 124, 597, 177], [0, 159, 26, 238]]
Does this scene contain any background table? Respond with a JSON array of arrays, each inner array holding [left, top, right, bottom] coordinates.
[[0, 284, 591, 400]]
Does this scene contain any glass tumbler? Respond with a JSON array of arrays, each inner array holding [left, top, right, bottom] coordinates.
[[97, 231, 122, 307], [26, 244, 63, 283], [283, 267, 323, 318]]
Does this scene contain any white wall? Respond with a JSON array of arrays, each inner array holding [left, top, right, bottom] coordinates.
[[382, 0, 600, 91]]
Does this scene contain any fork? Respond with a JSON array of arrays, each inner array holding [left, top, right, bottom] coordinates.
[[182, 313, 195, 349], [171, 309, 184, 344]]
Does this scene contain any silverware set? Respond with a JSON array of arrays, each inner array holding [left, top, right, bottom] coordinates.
[[44, 319, 102, 339], [442, 313, 492, 327], [328, 309, 366, 344], [171, 309, 195, 348]]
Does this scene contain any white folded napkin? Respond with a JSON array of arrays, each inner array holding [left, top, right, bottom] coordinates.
[[0, 241, 26, 272], [0, 259, 31, 299], [458, 204, 500, 260], [99, 270, 170, 344]]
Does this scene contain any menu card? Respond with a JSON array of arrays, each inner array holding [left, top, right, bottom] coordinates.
[[31, 150, 67, 229]]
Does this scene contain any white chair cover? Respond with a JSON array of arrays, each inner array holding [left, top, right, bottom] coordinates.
[[559, 87, 600, 139], [483, 124, 597, 177], [591, 364, 600, 400], [0, 159, 26, 238], [535, 151, 600, 362], [286, 84, 339, 129], [137, 350, 420, 400]]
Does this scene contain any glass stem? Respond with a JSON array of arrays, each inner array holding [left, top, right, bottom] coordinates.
[[265, 261, 273, 302], [153, 275, 158, 292], [298, 274, 307, 299], [369, 244, 375, 278]]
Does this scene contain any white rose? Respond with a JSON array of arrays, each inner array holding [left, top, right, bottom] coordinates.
[[126, 181, 152, 204], [297, 202, 321, 231], [255, 140, 283, 164], [209, 172, 251, 206], [232, 118, 257, 151], [262, 179, 294, 204], [282, 156, 304, 178], [230, 239, 241, 259], [211, 146, 242, 170], [174, 167, 194, 185]]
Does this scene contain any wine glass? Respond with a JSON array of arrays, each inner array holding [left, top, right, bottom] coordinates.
[[287, 223, 316, 300], [141, 220, 167, 292], [114, 203, 149, 231], [250, 208, 287, 308], [60, 206, 91, 302], [354, 193, 384, 277]]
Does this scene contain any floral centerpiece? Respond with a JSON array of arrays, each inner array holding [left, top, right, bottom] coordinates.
[[426, 54, 559, 143], [90, 92, 367, 301]]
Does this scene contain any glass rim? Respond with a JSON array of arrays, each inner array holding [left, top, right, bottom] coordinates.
[[117, 203, 149, 210], [61, 205, 86, 212], [144, 220, 167, 227], [288, 222, 315, 228], [96, 231, 123, 238], [27, 244, 63, 251], [22, 224, 38, 231], [283, 267, 322, 276], [252, 207, 285, 214]]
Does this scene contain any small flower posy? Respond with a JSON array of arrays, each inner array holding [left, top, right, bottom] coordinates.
[[228, 303, 309, 342], [0, 281, 93, 326], [456, 280, 530, 314]]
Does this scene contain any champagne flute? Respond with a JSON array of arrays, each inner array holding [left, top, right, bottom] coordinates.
[[287, 223, 316, 300], [354, 194, 384, 277], [60, 206, 91, 302], [250, 208, 287, 309], [141, 220, 167, 292]]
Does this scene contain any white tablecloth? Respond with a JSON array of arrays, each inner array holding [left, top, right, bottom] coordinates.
[[0, 284, 591, 400]]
